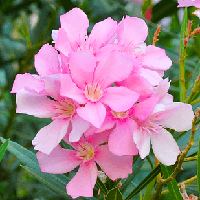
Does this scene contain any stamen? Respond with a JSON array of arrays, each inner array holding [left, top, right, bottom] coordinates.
[[111, 110, 129, 119], [85, 83, 103, 102]]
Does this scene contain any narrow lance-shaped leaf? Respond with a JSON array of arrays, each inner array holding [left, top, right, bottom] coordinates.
[[0, 139, 9, 162], [106, 188, 124, 200], [197, 136, 200, 195], [160, 164, 182, 200]]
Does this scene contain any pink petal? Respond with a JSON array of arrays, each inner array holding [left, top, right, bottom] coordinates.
[[87, 17, 117, 50], [34, 44, 60, 77], [32, 119, 70, 155], [55, 28, 72, 56], [117, 16, 148, 47], [66, 161, 98, 198], [140, 68, 163, 86], [142, 45, 172, 71], [133, 128, 151, 159], [16, 90, 56, 118], [11, 73, 45, 93], [118, 73, 153, 101], [94, 51, 133, 89], [36, 145, 81, 174], [108, 119, 139, 156], [101, 86, 139, 112], [69, 115, 91, 142], [77, 101, 106, 128], [151, 128, 180, 166], [95, 145, 133, 180], [177, 0, 200, 8], [69, 50, 96, 89], [60, 8, 89, 50], [152, 102, 194, 132], [60, 74, 87, 104], [131, 95, 160, 122]]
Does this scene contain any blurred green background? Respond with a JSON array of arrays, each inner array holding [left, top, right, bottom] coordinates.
[[0, 0, 199, 199]]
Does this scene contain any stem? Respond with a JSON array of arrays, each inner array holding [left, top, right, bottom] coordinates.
[[190, 98, 200, 106], [160, 175, 197, 197], [184, 156, 197, 162]]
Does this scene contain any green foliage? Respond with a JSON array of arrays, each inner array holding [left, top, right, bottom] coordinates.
[[0, 139, 9, 162], [106, 188, 124, 200]]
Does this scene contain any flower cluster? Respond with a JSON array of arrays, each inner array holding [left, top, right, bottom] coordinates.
[[11, 8, 194, 198]]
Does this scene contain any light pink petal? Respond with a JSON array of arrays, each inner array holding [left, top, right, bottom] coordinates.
[[152, 102, 194, 132], [43, 74, 61, 100], [142, 45, 172, 71], [95, 145, 133, 180], [151, 128, 180, 166], [87, 17, 117, 50], [51, 30, 58, 42], [34, 44, 60, 77], [69, 115, 91, 142], [60, 8, 89, 50], [66, 161, 98, 199], [108, 119, 139, 156], [69, 50, 96, 89], [155, 78, 170, 100], [118, 73, 153, 101], [16, 90, 56, 118], [32, 119, 70, 155], [117, 16, 148, 47], [60, 74, 87, 104], [36, 145, 81, 174], [140, 68, 163, 86], [11, 73, 45, 93], [177, 0, 200, 7], [131, 95, 160, 122], [193, 9, 200, 17], [60, 53, 70, 73], [133, 128, 151, 159], [101, 86, 139, 112], [77, 101, 106, 128], [55, 28, 72, 56], [94, 51, 133, 89]]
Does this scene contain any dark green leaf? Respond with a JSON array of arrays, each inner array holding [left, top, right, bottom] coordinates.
[[143, 177, 156, 200], [0, 139, 9, 162], [197, 137, 200, 195], [160, 164, 182, 200], [96, 177, 108, 195], [106, 188, 124, 200], [124, 165, 161, 200]]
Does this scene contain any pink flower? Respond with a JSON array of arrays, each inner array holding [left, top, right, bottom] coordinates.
[[60, 50, 140, 128], [36, 131, 133, 198], [54, 7, 118, 59], [177, 0, 200, 8], [11, 44, 91, 154], [131, 79, 194, 165]]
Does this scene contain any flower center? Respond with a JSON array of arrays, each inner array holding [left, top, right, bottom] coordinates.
[[111, 110, 129, 118], [85, 83, 103, 102], [76, 142, 94, 162], [54, 98, 76, 118]]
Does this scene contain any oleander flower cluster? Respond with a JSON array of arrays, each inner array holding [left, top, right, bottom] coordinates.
[[11, 8, 194, 199]]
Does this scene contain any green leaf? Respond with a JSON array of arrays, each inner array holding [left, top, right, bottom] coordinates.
[[160, 164, 182, 200], [197, 137, 200, 195], [0, 139, 9, 162], [143, 177, 156, 200], [96, 177, 108, 195], [106, 188, 124, 200], [121, 157, 144, 193], [21, 165, 72, 199], [124, 165, 161, 200]]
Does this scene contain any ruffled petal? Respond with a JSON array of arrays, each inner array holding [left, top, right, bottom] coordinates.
[[16, 89, 56, 118], [87, 17, 117, 50], [69, 50, 96, 89], [131, 95, 160, 122], [117, 16, 148, 47], [60, 74, 87, 104], [95, 145, 133, 180], [11, 73, 45, 93], [69, 115, 91, 142], [66, 161, 98, 198], [101, 86, 139, 112], [36, 145, 81, 174], [152, 102, 194, 132], [34, 44, 60, 77], [108, 119, 139, 156], [151, 128, 180, 166], [94, 51, 133, 89], [32, 119, 70, 155], [77, 101, 106, 128], [60, 8, 89, 50], [142, 45, 172, 71]]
